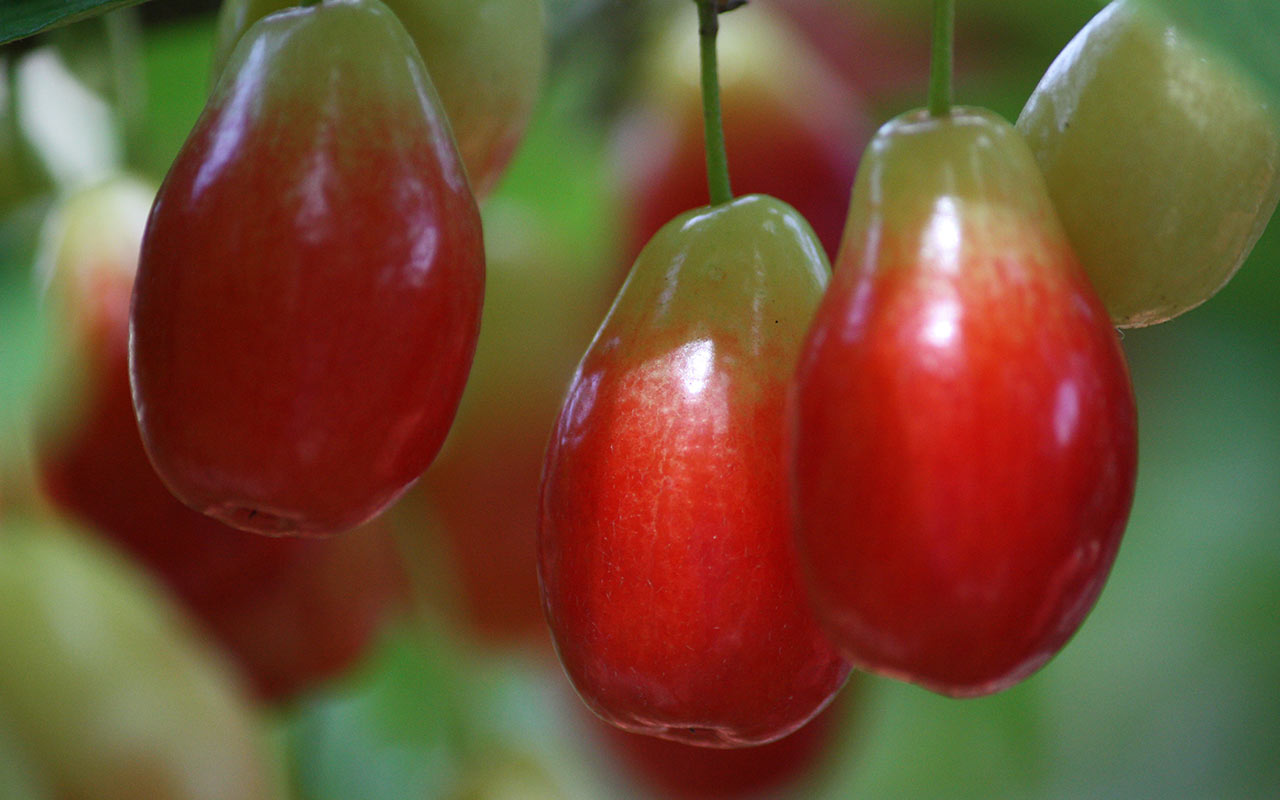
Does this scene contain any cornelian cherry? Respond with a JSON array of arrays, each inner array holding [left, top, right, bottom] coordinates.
[[790, 108, 1138, 696], [130, 0, 484, 536], [539, 196, 849, 747]]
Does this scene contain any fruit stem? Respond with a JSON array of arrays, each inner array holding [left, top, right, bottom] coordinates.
[[695, 0, 735, 206], [928, 0, 954, 117]]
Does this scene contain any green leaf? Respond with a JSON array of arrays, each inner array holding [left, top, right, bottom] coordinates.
[[0, 1, 149, 47]]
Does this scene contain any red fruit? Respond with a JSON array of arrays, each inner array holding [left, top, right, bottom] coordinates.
[[37, 178, 408, 702], [599, 694, 846, 799], [130, 0, 484, 536], [790, 108, 1138, 697], [539, 196, 849, 748], [617, 5, 870, 263]]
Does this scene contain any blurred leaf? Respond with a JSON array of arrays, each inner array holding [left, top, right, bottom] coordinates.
[[289, 630, 470, 800], [134, 16, 212, 181], [0, 197, 53, 469], [0, 715, 49, 800], [0, 1, 149, 47]]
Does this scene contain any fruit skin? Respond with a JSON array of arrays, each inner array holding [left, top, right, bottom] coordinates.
[[36, 177, 409, 702], [597, 693, 846, 800], [0, 520, 278, 800], [213, 0, 546, 197], [131, 0, 484, 536], [539, 195, 850, 748], [790, 108, 1137, 697], [1016, 0, 1280, 327], [617, 4, 870, 263]]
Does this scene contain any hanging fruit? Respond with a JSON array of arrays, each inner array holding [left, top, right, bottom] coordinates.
[[212, 0, 546, 197], [539, 1, 849, 748], [789, 2, 1138, 697], [131, 0, 485, 536]]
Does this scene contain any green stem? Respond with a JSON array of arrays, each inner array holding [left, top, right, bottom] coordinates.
[[695, 0, 732, 206], [928, 0, 954, 117]]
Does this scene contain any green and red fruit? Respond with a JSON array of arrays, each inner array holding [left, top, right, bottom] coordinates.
[[540, 195, 849, 747], [790, 108, 1137, 697], [214, 0, 546, 197], [131, 0, 484, 536]]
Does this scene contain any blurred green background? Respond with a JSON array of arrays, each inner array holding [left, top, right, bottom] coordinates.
[[1, 0, 1278, 798]]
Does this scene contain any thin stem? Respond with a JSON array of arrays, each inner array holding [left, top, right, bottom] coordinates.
[[928, 0, 954, 117], [695, 0, 732, 206]]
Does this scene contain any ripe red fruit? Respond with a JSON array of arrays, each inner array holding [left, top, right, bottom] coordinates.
[[539, 195, 850, 748], [790, 108, 1138, 697], [597, 694, 846, 799], [616, 5, 870, 263], [130, 0, 484, 536], [36, 177, 409, 702]]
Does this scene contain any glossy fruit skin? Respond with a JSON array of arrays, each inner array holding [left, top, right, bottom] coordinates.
[[617, 4, 869, 263], [36, 177, 409, 701], [598, 694, 845, 800], [1017, 0, 1280, 327], [131, 0, 484, 536], [791, 108, 1138, 697], [0, 521, 277, 800], [214, 0, 545, 197], [539, 195, 850, 748]]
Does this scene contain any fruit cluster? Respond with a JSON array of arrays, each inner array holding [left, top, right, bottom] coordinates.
[[0, 0, 1276, 796]]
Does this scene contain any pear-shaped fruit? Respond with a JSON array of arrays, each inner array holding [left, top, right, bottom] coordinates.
[[1017, 0, 1280, 327], [0, 520, 278, 800], [790, 108, 1138, 697], [539, 195, 849, 748], [131, 0, 484, 536], [213, 0, 545, 197]]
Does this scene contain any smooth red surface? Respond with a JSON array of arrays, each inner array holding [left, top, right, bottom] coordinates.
[[599, 693, 845, 799], [540, 200, 849, 748], [130, 4, 484, 536], [41, 272, 409, 702], [791, 126, 1138, 695]]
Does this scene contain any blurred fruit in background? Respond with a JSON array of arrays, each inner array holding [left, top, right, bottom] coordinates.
[[409, 197, 615, 642], [394, 56, 623, 644], [614, 1, 870, 264], [0, 519, 281, 800], [34, 176, 410, 702]]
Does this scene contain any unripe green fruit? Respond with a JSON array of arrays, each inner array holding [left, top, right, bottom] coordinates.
[[1017, 0, 1280, 327], [0, 521, 279, 800]]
